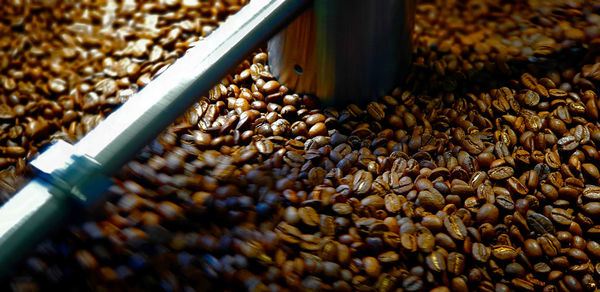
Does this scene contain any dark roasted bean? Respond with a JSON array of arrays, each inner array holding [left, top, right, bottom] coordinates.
[[527, 212, 555, 234]]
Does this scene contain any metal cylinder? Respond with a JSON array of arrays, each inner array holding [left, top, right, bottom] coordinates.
[[267, 0, 415, 105]]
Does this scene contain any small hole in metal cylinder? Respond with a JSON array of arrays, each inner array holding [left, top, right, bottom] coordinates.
[[294, 64, 303, 75]]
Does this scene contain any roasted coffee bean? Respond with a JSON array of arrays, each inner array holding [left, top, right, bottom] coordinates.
[[583, 202, 600, 216], [488, 166, 514, 180], [447, 252, 465, 275], [550, 208, 574, 226], [298, 206, 319, 227], [491, 245, 518, 261], [444, 215, 467, 241], [472, 243, 491, 262], [584, 187, 600, 201], [512, 278, 535, 292], [361, 195, 385, 209], [538, 233, 561, 257], [586, 241, 600, 258], [363, 257, 381, 278], [505, 262, 525, 277], [384, 193, 401, 213], [400, 233, 418, 252], [418, 189, 445, 212], [558, 135, 579, 151], [402, 275, 424, 292], [527, 212, 555, 234], [366, 102, 385, 121], [568, 248, 589, 263], [353, 170, 373, 195], [426, 251, 446, 273], [496, 194, 515, 211], [563, 275, 583, 292], [417, 229, 435, 253], [507, 177, 528, 196], [476, 203, 499, 224]]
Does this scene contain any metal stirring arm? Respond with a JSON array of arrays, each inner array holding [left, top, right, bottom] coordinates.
[[0, 0, 310, 275]]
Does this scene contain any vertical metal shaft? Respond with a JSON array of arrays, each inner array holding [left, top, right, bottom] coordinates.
[[268, 0, 416, 105]]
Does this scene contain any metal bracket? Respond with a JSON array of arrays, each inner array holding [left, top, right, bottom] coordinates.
[[29, 140, 112, 206]]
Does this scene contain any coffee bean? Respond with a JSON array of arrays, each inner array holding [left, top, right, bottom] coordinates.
[[550, 208, 573, 226], [384, 193, 401, 213], [505, 262, 525, 277], [491, 245, 517, 261], [488, 166, 514, 180], [568, 248, 589, 263], [451, 277, 469, 292], [496, 194, 515, 211], [563, 275, 583, 292], [298, 206, 319, 227], [400, 233, 417, 252], [507, 177, 528, 196], [472, 242, 491, 262], [284, 206, 300, 224], [512, 278, 535, 292], [533, 262, 551, 275], [527, 212, 555, 234], [308, 122, 327, 137], [402, 275, 424, 292], [586, 241, 600, 258], [444, 215, 467, 241], [417, 189, 445, 212], [476, 203, 499, 224], [583, 202, 600, 216], [583, 186, 600, 201], [417, 229, 435, 253], [363, 257, 381, 278], [558, 135, 579, 151], [447, 252, 465, 275], [538, 233, 561, 257], [262, 80, 280, 94], [48, 78, 67, 93], [426, 251, 446, 273], [256, 138, 274, 154], [366, 102, 385, 121], [353, 170, 373, 195], [361, 195, 385, 209]]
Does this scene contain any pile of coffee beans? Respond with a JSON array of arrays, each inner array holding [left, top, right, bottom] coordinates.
[[0, 0, 246, 201], [4, 0, 600, 291]]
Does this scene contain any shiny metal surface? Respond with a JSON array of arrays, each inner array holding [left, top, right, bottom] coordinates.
[[0, 0, 310, 275], [0, 179, 69, 276], [268, 0, 415, 105]]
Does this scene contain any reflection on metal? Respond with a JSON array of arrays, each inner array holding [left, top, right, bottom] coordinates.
[[0, 0, 310, 276], [0, 178, 69, 276], [268, 0, 415, 105]]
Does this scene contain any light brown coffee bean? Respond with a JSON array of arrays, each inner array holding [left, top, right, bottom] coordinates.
[[298, 206, 319, 227], [444, 215, 467, 241], [384, 193, 401, 213], [353, 170, 373, 195], [417, 189, 445, 212], [488, 166, 514, 180]]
